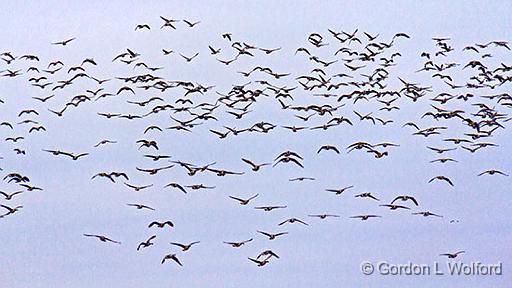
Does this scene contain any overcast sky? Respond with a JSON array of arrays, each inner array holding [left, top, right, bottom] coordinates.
[[1, 1, 511, 287]]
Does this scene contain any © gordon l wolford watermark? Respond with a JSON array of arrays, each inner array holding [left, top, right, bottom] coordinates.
[[360, 261, 503, 276]]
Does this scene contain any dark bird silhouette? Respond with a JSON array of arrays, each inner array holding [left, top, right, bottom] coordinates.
[[124, 183, 153, 192], [209, 46, 221, 55], [52, 37, 76, 46], [83, 234, 121, 244], [428, 176, 454, 186], [94, 140, 117, 147], [380, 204, 411, 210], [18, 109, 39, 117], [127, 203, 155, 211], [136, 165, 174, 175], [248, 257, 269, 267], [149, 221, 174, 228], [391, 195, 419, 206], [254, 205, 287, 212], [183, 19, 200, 27], [427, 147, 457, 154], [180, 52, 199, 62], [164, 182, 187, 194], [137, 235, 156, 251], [355, 192, 380, 201], [350, 215, 381, 221], [478, 170, 508, 176], [20, 184, 42, 191], [412, 211, 443, 217], [32, 94, 54, 102], [185, 184, 216, 190], [326, 185, 354, 195], [0, 190, 23, 200], [209, 129, 230, 139], [0, 122, 13, 129], [224, 238, 253, 247], [229, 194, 259, 205], [160, 16, 179, 29], [241, 158, 271, 171], [135, 24, 151, 30], [257, 250, 280, 260], [317, 145, 340, 154], [278, 218, 308, 226], [5, 136, 24, 142], [259, 47, 281, 54], [1, 204, 23, 216], [170, 241, 200, 251], [161, 254, 182, 266], [430, 158, 458, 164], [137, 140, 159, 150], [308, 214, 340, 219], [289, 177, 315, 181], [440, 251, 465, 258], [273, 156, 304, 168], [29, 126, 46, 133], [222, 33, 232, 41], [257, 230, 288, 240], [61, 152, 89, 161]]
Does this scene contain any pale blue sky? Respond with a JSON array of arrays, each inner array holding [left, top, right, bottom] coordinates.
[[1, 1, 511, 287]]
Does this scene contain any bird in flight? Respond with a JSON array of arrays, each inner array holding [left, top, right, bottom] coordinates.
[[93, 140, 117, 147], [185, 184, 216, 190], [326, 186, 354, 195], [180, 52, 199, 62], [380, 204, 411, 210], [478, 170, 508, 176], [317, 145, 340, 154], [224, 238, 253, 248], [278, 218, 309, 226], [136, 165, 174, 175], [412, 211, 443, 217], [209, 45, 221, 55], [161, 253, 182, 266], [440, 251, 465, 258], [289, 177, 315, 181], [170, 241, 200, 251], [0, 204, 23, 217], [0, 190, 23, 200], [355, 192, 380, 201], [308, 214, 340, 219], [241, 158, 271, 171], [52, 37, 76, 46], [229, 194, 259, 205], [148, 220, 174, 228], [257, 250, 280, 260], [428, 176, 454, 186], [83, 234, 121, 244], [257, 230, 289, 240], [135, 24, 151, 30], [254, 205, 287, 212], [248, 257, 270, 267], [183, 19, 200, 27], [350, 215, 381, 221], [391, 195, 419, 206], [124, 183, 153, 192], [137, 235, 156, 251], [127, 203, 155, 211], [164, 182, 188, 194]]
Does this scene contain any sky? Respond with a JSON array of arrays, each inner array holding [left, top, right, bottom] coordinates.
[[0, 1, 511, 287]]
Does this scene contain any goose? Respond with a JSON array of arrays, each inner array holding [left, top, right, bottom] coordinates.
[[137, 235, 156, 251], [83, 234, 120, 244]]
